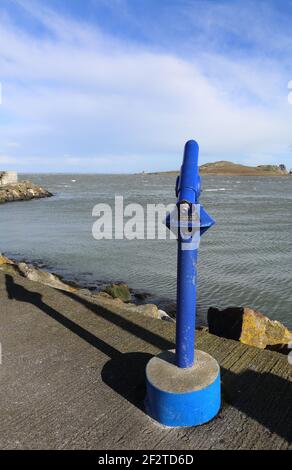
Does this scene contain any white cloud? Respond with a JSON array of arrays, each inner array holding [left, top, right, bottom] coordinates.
[[0, 154, 19, 164], [0, 0, 291, 171], [5, 141, 20, 148], [0, 153, 56, 170]]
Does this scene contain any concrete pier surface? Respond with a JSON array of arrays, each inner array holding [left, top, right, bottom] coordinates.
[[0, 269, 291, 450]]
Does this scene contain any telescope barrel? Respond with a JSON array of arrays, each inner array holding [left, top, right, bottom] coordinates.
[[177, 140, 201, 205]]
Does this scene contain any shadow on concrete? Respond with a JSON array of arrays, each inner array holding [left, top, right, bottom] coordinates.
[[5, 274, 120, 359], [62, 290, 174, 352], [101, 352, 152, 412], [5, 275, 292, 440], [221, 367, 292, 443], [5, 274, 155, 413]]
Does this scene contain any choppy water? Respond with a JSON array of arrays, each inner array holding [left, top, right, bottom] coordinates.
[[1, 173, 291, 328]]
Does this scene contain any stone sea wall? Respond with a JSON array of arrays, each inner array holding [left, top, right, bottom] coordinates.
[[0, 180, 52, 204]]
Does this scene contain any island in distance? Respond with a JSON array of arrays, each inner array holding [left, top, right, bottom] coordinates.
[[147, 161, 291, 177]]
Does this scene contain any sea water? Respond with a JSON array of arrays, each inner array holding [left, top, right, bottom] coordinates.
[[1, 173, 291, 327]]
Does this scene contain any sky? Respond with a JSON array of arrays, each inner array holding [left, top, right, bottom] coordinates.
[[0, 0, 292, 173]]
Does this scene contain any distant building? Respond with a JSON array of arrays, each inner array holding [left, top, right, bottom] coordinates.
[[0, 171, 18, 186]]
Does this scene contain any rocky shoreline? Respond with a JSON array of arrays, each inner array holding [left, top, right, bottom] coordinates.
[[0, 254, 174, 323], [0, 181, 52, 204], [1, 253, 291, 355]]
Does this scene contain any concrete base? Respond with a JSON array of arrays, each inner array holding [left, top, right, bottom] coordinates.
[[145, 349, 221, 427]]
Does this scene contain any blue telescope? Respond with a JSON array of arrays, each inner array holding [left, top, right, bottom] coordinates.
[[176, 139, 201, 205], [145, 140, 220, 427], [167, 140, 215, 367]]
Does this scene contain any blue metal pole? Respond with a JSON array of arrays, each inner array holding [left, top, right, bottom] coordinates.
[[176, 237, 198, 368], [175, 140, 215, 368], [145, 139, 220, 427], [175, 141, 200, 368]]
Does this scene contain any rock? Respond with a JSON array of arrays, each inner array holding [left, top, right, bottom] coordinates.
[[208, 306, 292, 350], [96, 291, 113, 299], [104, 283, 131, 302], [0, 180, 52, 204], [0, 254, 14, 265], [77, 288, 92, 296], [18, 262, 76, 292], [0, 254, 18, 274], [90, 290, 175, 322], [240, 308, 292, 349], [134, 291, 151, 301], [127, 303, 174, 322], [159, 310, 175, 322]]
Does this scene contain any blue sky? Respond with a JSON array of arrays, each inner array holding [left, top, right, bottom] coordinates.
[[0, 0, 292, 172]]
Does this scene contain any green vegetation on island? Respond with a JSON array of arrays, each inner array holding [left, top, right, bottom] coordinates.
[[147, 161, 290, 177]]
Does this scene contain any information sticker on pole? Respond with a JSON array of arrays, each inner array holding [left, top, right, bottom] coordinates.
[[145, 140, 221, 427]]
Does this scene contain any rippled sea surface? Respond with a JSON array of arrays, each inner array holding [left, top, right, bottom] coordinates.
[[1, 173, 291, 327]]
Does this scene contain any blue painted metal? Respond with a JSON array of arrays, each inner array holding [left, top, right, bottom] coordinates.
[[145, 369, 221, 427], [173, 140, 215, 368], [145, 139, 220, 428], [176, 140, 200, 204]]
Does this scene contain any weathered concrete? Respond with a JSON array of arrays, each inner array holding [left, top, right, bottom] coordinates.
[[0, 268, 291, 450], [146, 350, 219, 393], [0, 171, 18, 186]]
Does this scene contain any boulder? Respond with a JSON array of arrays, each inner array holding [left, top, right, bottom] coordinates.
[[104, 283, 131, 302], [208, 306, 292, 350], [18, 262, 76, 292], [127, 303, 174, 322], [0, 254, 14, 265]]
